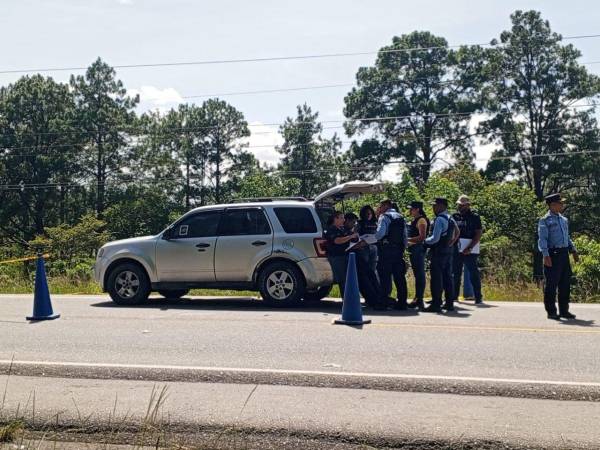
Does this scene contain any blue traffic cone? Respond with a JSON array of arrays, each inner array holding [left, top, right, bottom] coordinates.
[[26, 255, 60, 321], [333, 252, 371, 325]]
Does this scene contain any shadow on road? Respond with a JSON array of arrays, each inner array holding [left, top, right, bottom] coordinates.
[[90, 297, 472, 318], [559, 318, 597, 327]]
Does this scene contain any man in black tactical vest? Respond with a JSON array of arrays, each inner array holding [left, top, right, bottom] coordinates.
[[452, 195, 483, 304], [374, 199, 408, 310], [423, 198, 455, 313]]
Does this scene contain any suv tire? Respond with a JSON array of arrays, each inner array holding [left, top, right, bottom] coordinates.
[[258, 261, 305, 307], [157, 289, 189, 299], [304, 285, 333, 303], [107, 262, 151, 305]]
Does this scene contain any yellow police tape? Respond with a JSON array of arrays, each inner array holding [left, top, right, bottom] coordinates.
[[0, 254, 50, 265]]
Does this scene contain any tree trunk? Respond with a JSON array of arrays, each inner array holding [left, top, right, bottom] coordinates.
[[96, 137, 105, 219], [214, 133, 221, 203], [185, 159, 191, 210]]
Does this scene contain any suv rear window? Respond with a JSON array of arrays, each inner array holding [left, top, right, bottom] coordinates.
[[218, 208, 272, 236], [274, 207, 317, 234]]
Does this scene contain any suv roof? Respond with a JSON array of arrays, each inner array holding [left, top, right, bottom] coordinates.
[[186, 200, 312, 214], [184, 180, 385, 216]]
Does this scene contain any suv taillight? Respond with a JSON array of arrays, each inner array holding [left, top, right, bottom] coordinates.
[[313, 238, 328, 257]]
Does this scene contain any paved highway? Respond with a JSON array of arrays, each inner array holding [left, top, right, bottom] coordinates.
[[2, 294, 600, 382], [2, 294, 600, 448]]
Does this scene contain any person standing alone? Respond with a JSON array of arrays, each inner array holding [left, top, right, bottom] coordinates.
[[538, 194, 579, 320], [452, 195, 483, 304]]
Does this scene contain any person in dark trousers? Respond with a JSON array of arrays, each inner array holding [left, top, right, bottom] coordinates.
[[358, 205, 379, 275], [538, 193, 579, 320], [324, 211, 357, 297], [374, 199, 408, 310], [423, 198, 455, 313], [407, 201, 429, 310], [452, 195, 484, 304]]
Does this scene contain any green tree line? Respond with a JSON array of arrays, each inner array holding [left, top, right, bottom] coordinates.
[[1, 10, 600, 297]]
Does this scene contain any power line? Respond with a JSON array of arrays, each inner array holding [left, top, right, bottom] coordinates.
[[2, 148, 600, 191], [1, 33, 600, 75], [1, 101, 598, 143], [2, 121, 599, 158]]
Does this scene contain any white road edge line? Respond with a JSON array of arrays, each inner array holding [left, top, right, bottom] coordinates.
[[1, 359, 599, 388]]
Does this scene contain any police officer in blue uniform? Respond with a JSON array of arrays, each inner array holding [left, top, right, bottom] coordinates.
[[423, 198, 456, 313], [538, 193, 579, 320], [374, 199, 408, 310]]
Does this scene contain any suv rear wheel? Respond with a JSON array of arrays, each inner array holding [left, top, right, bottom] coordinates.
[[258, 261, 305, 307], [107, 262, 151, 305], [157, 289, 189, 299]]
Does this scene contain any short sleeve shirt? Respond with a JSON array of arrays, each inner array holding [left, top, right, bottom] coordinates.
[[324, 226, 350, 257], [452, 210, 482, 239]]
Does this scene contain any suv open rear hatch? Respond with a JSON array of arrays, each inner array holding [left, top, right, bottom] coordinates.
[[313, 180, 385, 206]]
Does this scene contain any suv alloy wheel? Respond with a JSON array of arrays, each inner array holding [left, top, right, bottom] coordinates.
[[258, 261, 305, 306], [107, 262, 151, 305]]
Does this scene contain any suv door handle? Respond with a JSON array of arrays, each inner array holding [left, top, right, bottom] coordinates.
[[252, 241, 267, 246], [196, 243, 211, 248]]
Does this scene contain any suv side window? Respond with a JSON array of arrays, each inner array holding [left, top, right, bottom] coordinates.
[[274, 207, 318, 233], [174, 210, 222, 238], [218, 209, 272, 236]]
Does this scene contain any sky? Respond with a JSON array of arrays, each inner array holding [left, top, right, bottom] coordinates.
[[1, 0, 600, 176]]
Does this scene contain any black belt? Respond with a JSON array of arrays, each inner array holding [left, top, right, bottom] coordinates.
[[549, 248, 569, 255]]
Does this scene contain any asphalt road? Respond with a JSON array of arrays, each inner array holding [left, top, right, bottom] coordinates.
[[2, 294, 600, 448], [2, 294, 600, 382]]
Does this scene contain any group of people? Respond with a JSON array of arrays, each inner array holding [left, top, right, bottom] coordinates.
[[324, 195, 483, 313], [324, 191, 580, 320]]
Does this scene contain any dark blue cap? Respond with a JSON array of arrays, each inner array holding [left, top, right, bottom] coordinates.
[[545, 193, 564, 204]]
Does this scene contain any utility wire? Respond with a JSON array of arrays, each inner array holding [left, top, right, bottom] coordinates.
[[2, 149, 600, 191], [2, 122, 599, 158], [1, 102, 598, 143], [1, 33, 600, 75]]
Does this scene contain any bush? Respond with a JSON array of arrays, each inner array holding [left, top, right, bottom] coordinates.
[[573, 236, 600, 302], [29, 214, 109, 274]]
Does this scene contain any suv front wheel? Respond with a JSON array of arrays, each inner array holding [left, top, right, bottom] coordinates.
[[258, 261, 305, 307], [107, 262, 151, 305]]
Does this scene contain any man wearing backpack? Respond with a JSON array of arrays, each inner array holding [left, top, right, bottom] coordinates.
[[374, 199, 408, 310]]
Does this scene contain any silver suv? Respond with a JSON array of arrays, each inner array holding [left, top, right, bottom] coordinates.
[[94, 181, 384, 306]]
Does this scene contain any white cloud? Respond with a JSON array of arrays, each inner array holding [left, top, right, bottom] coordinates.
[[241, 122, 283, 167], [128, 86, 184, 106], [117, 0, 133, 5]]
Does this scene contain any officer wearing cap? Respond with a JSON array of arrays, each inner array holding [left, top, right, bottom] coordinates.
[[538, 193, 579, 320], [423, 198, 456, 313]]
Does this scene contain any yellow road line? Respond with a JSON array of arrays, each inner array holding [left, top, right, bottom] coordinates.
[[372, 323, 600, 334]]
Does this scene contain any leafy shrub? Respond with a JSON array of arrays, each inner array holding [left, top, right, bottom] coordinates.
[[29, 214, 109, 274], [573, 236, 600, 302]]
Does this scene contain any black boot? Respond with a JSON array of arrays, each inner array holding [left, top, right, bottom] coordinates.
[[423, 304, 442, 313], [395, 298, 408, 311], [442, 301, 455, 312], [408, 298, 425, 310]]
